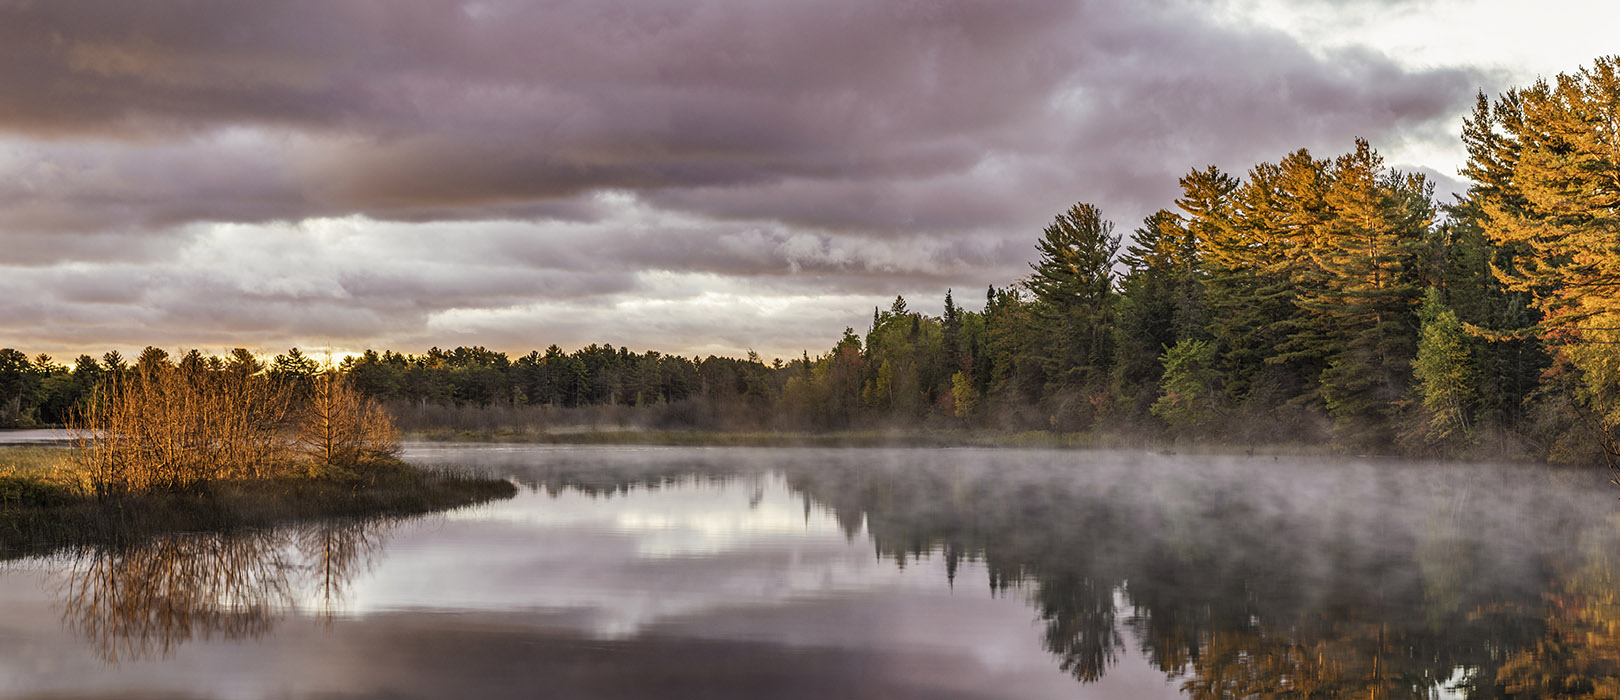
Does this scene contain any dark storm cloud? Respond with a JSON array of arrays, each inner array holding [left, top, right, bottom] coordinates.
[[0, 0, 1073, 231], [0, 0, 1495, 355], [0, 0, 1480, 235]]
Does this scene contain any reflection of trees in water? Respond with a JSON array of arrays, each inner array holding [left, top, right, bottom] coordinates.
[[297, 520, 388, 618], [778, 462, 1604, 698], [58, 520, 388, 662], [1036, 572, 1121, 682], [503, 460, 749, 499], [436, 454, 1620, 697], [61, 531, 291, 662], [1497, 526, 1620, 699]]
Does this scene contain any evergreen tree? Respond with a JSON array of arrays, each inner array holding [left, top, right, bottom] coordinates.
[[1412, 288, 1476, 444], [1241, 150, 1331, 408], [1026, 201, 1120, 418], [1151, 339, 1221, 434], [984, 284, 1043, 410], [1465, 56, 1620, 455], [942, 289, 963, 372], [1114, 209, 1201, 417], [0, 349, 34, 427], [1298, 140, 1435, 446], [1439, 197, 1546, 431], [101, 350, 128, 377]]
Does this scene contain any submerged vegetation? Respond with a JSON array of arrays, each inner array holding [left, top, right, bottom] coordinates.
[[3, 56, 1620, 463]]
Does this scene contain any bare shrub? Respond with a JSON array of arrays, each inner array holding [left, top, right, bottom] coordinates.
[[67, 353, 398, 496], [295, 370, 398, 472]]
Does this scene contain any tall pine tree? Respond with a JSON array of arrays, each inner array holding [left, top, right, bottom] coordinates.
[[1027, 202, 1120, 425]]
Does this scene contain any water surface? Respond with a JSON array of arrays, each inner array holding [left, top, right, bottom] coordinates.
[[1, 445, 1614, 698]]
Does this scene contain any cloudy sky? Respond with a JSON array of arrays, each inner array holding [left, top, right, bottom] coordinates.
[[2, 0, 1614, 362]]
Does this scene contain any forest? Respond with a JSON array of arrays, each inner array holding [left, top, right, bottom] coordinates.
[[3, 57, 1618, 463]]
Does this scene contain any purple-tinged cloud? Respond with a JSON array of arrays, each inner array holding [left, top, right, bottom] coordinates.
[[0, 0, 1518, 357]]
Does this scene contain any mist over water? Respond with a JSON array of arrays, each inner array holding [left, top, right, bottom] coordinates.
[[1, 444, 1614, 699]]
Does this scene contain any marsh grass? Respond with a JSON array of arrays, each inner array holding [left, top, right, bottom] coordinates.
[[0, 445, 71, 478]]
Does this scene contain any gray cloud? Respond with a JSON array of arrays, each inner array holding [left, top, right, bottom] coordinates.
[[0, 0, 1515, 356]]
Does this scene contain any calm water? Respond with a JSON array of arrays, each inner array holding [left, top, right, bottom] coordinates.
[[2, 444, 1616, 699]]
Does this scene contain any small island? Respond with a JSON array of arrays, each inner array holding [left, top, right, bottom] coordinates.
[[0, 349, 515, 559]]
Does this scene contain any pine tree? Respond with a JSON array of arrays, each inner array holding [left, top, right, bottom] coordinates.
[[1114, 209, 1202, 417], [1439, 198, 1547, 430], [1412, 288, 1475, 443], [1300, 140, 1436, 446], [1151, 339, 1221, 434], [1470, 58, 1620, 335], [1465, 57, 1620, 455], [1251, 149, 1334, 403], [1026, 202, 1120, 399]]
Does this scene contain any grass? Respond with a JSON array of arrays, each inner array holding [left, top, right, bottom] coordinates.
[[0, 446, 516, 560], [0, 445, 71, 479]]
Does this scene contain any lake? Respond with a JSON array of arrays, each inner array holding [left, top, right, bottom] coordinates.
[[1, 444, 1615, 699]]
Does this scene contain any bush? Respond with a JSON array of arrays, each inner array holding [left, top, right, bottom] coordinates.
[[67, 354, 399, 497]]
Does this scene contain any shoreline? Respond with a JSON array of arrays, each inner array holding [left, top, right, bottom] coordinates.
[[401, 427, 1543, 463], [1, 425, 1560, 464], [0, 458, 517, 560]]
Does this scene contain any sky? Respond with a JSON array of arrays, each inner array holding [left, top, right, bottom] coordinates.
[[1, 0, 1615, 363]]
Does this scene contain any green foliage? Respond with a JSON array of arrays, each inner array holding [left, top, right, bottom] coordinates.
[[0, 474, 73, 508], [1027, 202, 1120, 399], [1412, 288, 1476, 443], [0, 348, 35, 427], [1151, 339, 1221, 432], [950, 370, 980, 419], [1292, 141, 1436, 446], [1115, 208, 1207, 419]]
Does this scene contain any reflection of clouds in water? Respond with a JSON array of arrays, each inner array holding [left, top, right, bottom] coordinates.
[[447, 473, 849, 550], [5, 445, 1620, 699], [346, 477, 932, 640], [610, 477, 849, 558]]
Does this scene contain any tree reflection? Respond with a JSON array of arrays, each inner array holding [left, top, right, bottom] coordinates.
[[1037, 572, 1122, 681], [1497, 526, 1620, 699], [442, 453, 1620, 697], [778, 459, 1600, 698], [297, 520, 388, 619], [58, 520, 388, 662]]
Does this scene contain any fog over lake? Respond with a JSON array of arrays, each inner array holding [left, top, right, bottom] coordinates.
[[1, 444, 1613, 699]]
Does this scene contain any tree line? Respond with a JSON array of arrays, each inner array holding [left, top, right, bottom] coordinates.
[[3, 56, 1616, 461]]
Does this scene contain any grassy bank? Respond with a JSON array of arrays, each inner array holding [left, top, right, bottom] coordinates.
[[1, 446, 516, 559]]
